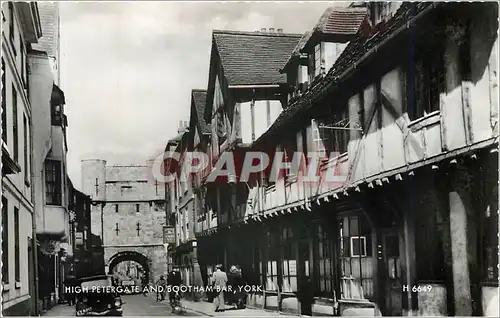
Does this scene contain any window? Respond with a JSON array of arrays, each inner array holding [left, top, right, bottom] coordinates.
[[408, 46, 444, 121], [2, 196, 8, 284], [333, 109, 349, 155], [23, 114, 28, 181], [339, 215, 374, 300], [482, 184, 499, 285], [51, 104, 63, 125], [281, 227, 297, 293], [312, 120, 327, 159], [14, 207, 19, 283], [9, 3, 16, 57], [1, 58, 6, 143], [20, 35, 26, 86], [115, 223, 119, 236], [115, 204, 118, 213], [264, 231, 279, 291], [314, 43, 323, 78], [136, 204, 140, 214], [136, 222, 141, 236], [45, 160, 62, 205], [317, 224, 335, 296], [12, 85, 18, 162]]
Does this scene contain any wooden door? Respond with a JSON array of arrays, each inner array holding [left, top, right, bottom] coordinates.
[[381, 232, 402, 316]]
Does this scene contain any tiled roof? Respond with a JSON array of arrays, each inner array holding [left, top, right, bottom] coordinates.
[[213, 30, 303, 86], [255, 2, 437, 146], [191, 89, 210, 135], [281, 7, 367, 72], [313, 7, 368, 35], [31, 2, 59, 57], [281, 31, 312, 72]]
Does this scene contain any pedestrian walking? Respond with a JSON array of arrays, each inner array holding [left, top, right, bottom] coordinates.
[[156, 275, 167, 301], [142, 275, 151, 297], [212, 264, 227, 312]]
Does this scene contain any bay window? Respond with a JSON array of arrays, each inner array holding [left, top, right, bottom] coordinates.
[[338, 214, 374, 300]]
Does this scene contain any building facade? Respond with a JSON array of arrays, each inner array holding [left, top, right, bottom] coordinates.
[[29, 1, 74, 311], [181, 2, 498, 317], [1, 2, 42, 316], [81, 160, 167, 283]]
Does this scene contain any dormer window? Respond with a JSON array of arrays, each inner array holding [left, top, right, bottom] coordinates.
[[370, 2, 392, 26], [310, 43, 325, 82]]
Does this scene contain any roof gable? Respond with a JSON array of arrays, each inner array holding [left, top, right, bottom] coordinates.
[[191, 89, 210, 135], [212, 30, 303, 86], [313, 7, 368, 35]]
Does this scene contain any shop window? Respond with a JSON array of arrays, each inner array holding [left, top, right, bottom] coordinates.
[[482, 184, 499, 285], [338, 215, 374, 300], [265, 232, 279, 291], [317, 224, 335, 297], [281, 227, 297, 293]]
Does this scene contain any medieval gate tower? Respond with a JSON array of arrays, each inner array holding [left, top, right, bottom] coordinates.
[[81, 159, 167, 282]]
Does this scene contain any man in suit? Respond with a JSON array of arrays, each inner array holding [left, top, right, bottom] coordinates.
[[212, 264, 228, 312]]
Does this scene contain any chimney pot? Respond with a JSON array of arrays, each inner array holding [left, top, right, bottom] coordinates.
[[261, 28, 266, 32], [269, 28, 275, 33], [277, 28, 283, 33]]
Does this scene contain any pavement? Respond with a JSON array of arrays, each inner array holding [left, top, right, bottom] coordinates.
[[42, 293, 297, 317], [148, 293, 297, 317]]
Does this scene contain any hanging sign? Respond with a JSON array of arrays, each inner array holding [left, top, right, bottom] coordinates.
[[163, 226, 175, 244]]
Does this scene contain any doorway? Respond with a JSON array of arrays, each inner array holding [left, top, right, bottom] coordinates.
[[297, 239, 312, 316], [28, 238, 36, 315], [380, 231, 402, 316]]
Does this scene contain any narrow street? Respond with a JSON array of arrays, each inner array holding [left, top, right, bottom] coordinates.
[[121, 294, 199, 316], [43, 294, 203, 316]]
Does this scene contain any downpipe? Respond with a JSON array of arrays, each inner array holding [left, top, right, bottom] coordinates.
[[29, 117, 40, 316]]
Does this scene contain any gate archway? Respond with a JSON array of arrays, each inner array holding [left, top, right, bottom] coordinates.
[[107, 251, 150, 283]]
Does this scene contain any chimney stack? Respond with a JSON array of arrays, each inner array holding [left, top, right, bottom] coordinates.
[[277, 28, 283, 33], [261, 28, 266, 32], [178, 120, 187, 134], [269, 28, 275, 33]]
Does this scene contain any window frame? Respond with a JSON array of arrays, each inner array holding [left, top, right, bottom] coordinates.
[[9, 3, 16, 58], [45, 159, 62, 205], [338, 214, 374, 300], [1, 57, 6, 144], [407, 44, 444, 121], [12, 84, 18, 162], [2, 196, 9, 285], [14, 207, 20, 283], [23, 114, 28, 182], [316, 224, 335, 297], [314, 43, 323, 78], [281, 226, 297, 293]]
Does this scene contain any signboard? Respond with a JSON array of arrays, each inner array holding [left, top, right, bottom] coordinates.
[[163, 226, 175, 244], [75, 232, 83, 246]]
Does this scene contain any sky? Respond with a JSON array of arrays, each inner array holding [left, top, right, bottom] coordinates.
[[59, 1, 339, 190]]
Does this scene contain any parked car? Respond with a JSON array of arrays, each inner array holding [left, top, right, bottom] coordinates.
[[75, 275, 123, 316]]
